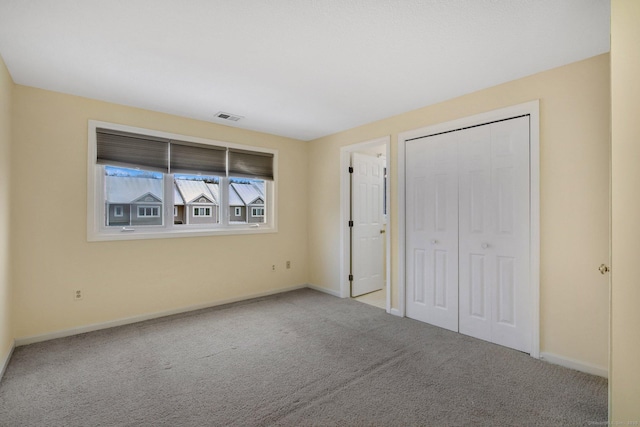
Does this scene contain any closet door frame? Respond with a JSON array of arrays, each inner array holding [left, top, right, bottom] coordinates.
[[398, 100, 540, 359]]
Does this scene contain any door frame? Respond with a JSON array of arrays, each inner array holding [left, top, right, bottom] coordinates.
[[340, 136, 391, 312], [398, 101, 540, 358]]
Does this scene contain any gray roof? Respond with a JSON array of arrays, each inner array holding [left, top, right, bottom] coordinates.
[[231, 183, 264, 205], [228, 185, 244, 207], [206, 183, 219, 204], [105, 176, 163, 204], [105, 176, 263, 208], [175, 179, 218, 205], [174, 185, 184, 206]]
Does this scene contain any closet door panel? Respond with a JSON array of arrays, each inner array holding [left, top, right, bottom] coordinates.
[[405, 133, 459, 332], [489, 117, 531, 353], [458, 117, 530, 352], [458, 125, 493, 342]]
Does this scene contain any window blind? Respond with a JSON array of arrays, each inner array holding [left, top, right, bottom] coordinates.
[[97, 127, 274, 180], [170, 141, 227, 175], [228, 148, 274, 180], [96, 128, 169, 172]]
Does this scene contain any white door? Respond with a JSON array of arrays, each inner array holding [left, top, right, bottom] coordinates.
[[458, 117, 530, 352], [405, 116, 530, 352], [351, 152, 385, 297], [405, 133, 459, 332]]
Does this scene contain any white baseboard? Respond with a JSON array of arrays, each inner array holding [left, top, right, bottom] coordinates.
[[539, 352, 608, 378], [306, 283, 342, 298], [0, 340, 15, 382], [15, 284, 308, 347]]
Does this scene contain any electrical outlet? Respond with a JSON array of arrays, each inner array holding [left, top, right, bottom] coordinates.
[[272, 264, 276, 271], [74, 289, 83, 301], [286, 261, 291, 269]]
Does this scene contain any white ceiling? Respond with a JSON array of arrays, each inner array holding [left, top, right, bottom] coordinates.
[[0, 0, 610, 141]]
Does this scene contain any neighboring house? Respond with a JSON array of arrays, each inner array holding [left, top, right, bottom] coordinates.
[[174, 179, 219, 225], [228, 183, 246, 223], [105, 176, 261, 226], [206, 183, 220, 222], [105, 176, 163, 226], [230, 182, 265, 224]]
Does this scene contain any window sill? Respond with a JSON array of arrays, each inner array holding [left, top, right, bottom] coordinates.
[[87, 224, 277, 242]]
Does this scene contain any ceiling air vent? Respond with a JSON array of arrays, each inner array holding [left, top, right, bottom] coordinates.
[[214, 112, 243, 122]]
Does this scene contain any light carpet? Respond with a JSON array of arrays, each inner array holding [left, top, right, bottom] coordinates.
[[0, 289, 607, 426]]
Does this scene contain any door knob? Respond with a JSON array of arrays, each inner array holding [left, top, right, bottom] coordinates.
[[431, 239, 437, 245], [481, 243, 489, 249], [598, 264, 610, 275]]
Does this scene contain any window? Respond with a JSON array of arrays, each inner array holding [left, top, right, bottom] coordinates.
[[193, 207, 211, 217], [175, 174, 220, 225], [138, 206, 160, 217], [88, 121, 277, 241]]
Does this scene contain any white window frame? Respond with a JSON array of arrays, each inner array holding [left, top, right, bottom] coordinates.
[[173, 206, 178, 217], [138, 206, 160, 217], [193, 207, 212, 217], [251, 207, 265, 217], [114, 205, 124, 217], [87, 121, 278, 241], [234, 207, 242, 216]]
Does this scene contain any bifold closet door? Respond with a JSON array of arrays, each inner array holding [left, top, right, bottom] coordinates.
[[405, 116, 530, 353], [458, 117, 530, 353], [405, 132, 459, 332]]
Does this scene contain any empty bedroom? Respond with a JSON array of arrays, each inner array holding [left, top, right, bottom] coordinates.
[[0, 0, 638, 425]]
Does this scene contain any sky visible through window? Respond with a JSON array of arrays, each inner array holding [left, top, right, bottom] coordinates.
[[105, 166, 257, 185]]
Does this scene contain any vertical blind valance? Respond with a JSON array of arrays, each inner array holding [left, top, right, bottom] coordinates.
[[228, 148, 274, 181], [96, 127, 274, 180]]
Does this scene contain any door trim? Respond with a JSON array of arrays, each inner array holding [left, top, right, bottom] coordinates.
[[340, 136, 391, 312], [398, 100, 540, 358]]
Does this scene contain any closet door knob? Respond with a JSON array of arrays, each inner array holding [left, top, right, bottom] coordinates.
[[481, 243, 489, 249], [431, 239, 437, 245], [598, 264, 610, 275]]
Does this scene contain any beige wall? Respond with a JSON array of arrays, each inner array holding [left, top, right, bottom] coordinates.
[[308, 54, 610, 372], [0, 55, 13, 366], [611, 0, 640, 421], [11, 86, 309, 339], [3, 49, 613, 385]]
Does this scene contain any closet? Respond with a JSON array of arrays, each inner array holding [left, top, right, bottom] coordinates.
[[405, 116, 530, 353]]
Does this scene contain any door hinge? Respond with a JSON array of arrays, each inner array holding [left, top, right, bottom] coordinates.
[[348, 220, 354, 227], [348, 166, 354, 173], [348, 274, 354, 282]]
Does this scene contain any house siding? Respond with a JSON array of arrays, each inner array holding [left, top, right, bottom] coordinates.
[[131, 203, 163, 226], [187, 205, 219, 224], [230, 206, 246, 222], [107, 204, 131, 226], [248, 204, 265, 224]]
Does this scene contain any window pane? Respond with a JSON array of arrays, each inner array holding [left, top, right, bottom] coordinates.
[[174, 174, 220, 225], [104, 166, 163, 227], [229, 178, 266, 224]]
